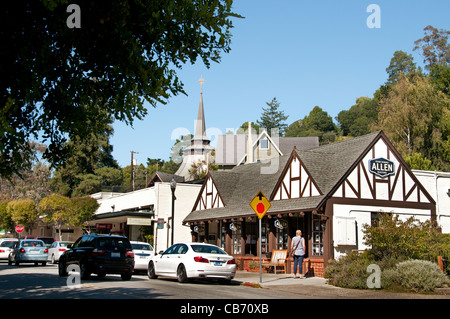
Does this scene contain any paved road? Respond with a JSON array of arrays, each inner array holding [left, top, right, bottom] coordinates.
[[1, 262, 448, 300], [0, 263, 305, 299]]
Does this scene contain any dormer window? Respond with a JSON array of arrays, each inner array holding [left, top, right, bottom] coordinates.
[[260, 139, 269, 150]]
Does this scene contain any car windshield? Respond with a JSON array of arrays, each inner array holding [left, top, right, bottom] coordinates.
[[132, 243, 153, 251], [98, 237, 132, 250], [39, 238, 54, 245], [191, 245, 227, 254], [23, 241, 44, 247], [0, 241, 16, 248]]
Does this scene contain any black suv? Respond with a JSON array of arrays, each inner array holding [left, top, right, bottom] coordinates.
[[58, 234, 134, 280]]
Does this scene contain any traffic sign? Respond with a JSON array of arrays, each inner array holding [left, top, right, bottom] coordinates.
[[249, 190, 271, 219], [15, 225, 24, 233]]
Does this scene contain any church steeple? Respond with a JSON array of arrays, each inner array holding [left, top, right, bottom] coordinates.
[[175, 76, 213, 180], [194, 76, 208, 141]]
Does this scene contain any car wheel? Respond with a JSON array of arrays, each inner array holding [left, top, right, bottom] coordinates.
[[121, 272, 132, 281], [8, 257, 12, 266], [51, 254, 56, 264], [97, 271, 106, 279], [58, 259, 68, 277], [42, 262, 46, 266], [80, 263, 90, 280], [14, 261, 19, 266], [147, 261, 158, 279], [177, 264, 188, 283]]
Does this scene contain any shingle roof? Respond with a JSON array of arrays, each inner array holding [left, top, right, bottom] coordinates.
[[184, 131, 382, 223]]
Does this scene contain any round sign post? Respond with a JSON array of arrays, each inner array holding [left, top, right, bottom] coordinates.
[[15, 225, 24, 238], [249, 191, 271, 284]]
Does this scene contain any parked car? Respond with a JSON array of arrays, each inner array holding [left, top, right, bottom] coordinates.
[[36, 237, 55, 247], [147, 242, 236, 283], [130, 241, 154, 272], [0, 239, 18, 261], [47, 241, 73, 264], [58, 234, 134, 280], [24, 235, 37, 239], [8, 239, 48, 266]]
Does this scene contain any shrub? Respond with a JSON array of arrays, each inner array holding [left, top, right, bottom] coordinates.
[[325, 252, 374, 289], [382, 259, 450, 292], [363, 214, 450, 270]]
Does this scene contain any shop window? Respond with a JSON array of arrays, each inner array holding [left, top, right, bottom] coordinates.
[[230, 222, 241, 255], [220, 222, 226, 250], [312, 215, 326, 256], [276, 224, 288, 250], [261, 222, 270, 255]]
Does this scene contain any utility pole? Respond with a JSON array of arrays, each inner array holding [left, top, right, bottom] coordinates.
[[131, 150, 139, 191]]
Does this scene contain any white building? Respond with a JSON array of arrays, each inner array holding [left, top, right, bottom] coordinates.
[[412, 170, 450, 233], [90, 180, 201, 253]]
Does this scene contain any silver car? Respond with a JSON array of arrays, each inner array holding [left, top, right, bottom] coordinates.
[[8, 239, 48, 266]]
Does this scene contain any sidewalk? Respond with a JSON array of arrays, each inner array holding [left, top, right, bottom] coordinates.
[[235, 270, 327, 287], [233, 271, 450, 299]]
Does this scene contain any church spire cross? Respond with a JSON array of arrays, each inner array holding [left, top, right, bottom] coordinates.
[[198, 76, 206, 93]]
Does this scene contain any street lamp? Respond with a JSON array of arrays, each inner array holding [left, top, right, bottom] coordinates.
[[170, 178, 177, 246]]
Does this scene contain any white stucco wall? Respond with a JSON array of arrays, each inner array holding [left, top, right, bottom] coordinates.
[[413, 170, 450, 233], [332, 204, 433, 259], [152, 183, 201, 253], [95, 188, 156, 214]]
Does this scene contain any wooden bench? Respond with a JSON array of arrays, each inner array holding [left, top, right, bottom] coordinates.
[[262, 249, 288, 274]]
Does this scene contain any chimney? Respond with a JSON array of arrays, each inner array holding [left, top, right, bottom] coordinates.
[[247, 121, 253, 164]]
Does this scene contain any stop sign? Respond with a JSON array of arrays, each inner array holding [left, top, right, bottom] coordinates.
[[15, 225, 24, 233]]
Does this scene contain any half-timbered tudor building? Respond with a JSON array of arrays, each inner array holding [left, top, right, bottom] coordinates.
[[183, 131, 437, 277]]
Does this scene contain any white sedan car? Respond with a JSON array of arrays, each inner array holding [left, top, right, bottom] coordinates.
[[0, 239, 18, 261], [147, 242, 236, 283], [130, 241, 154, 271], [47, 241, 73, 264]]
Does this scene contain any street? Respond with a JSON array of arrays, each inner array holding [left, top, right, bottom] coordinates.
[[0, 262, 304, 299], [1, 260, 448, 319]]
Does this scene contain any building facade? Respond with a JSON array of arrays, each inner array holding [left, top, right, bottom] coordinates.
[[183, 131, 438, 277]]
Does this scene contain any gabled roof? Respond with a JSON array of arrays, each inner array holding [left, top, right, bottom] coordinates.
[[147, 171, 185, 188], [215, 134, 319, 166], [183, 131, 409, 223]]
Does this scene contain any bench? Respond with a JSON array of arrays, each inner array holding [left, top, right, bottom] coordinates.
[[262, 249, 288, 274]]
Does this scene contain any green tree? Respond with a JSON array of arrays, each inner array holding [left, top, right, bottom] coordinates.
[[285, 106, 337, 144], [429, 64, 450, 97], [404, 152, 433, 170], [375, 74, 450, 171], [0, 200, 13, 234], [7, 198, 38, 233], [337, 97, 378, 137], [413, 25, 450, 70], [50, 119, 121, 197], [0, 1, 241, 179], [256, 98, 289, 136], [385, 50, 417, 84], [71, 196, 99, 232], [38, 194, 74, 241]]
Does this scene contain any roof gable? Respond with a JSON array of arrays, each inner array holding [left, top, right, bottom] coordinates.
[[192, 173, 225, 211], [329, 131, 435, 205], [270, 149, 322, 201]]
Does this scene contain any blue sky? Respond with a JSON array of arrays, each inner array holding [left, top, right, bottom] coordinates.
[[110, 0, 450, 168]]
